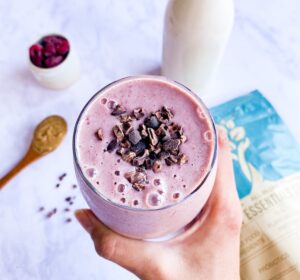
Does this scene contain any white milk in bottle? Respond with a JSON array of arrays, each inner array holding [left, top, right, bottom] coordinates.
[[162, 0, 234, 94]]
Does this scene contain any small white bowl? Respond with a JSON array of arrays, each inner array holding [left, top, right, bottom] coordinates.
[[29, 34, 80, 90]]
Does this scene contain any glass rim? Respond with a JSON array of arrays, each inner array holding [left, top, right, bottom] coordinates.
[[73, 75, 218, 212]]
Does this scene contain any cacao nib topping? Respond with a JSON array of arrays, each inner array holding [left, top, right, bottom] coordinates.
[[162, 139, 180, 152], [132, 183, 146, 192], [132, 149, 149, 167], [119, 115, 133, 123], [111, 105, 127, 116], [148, 128, 158, 146], [145, 158, 154, 170], [158, 151, 170, 160], [131, 140, 147, 156], [139, 124, 148, 138], [122, 151, 136, 163], [128, 130, 142, 145], [145, 115, 160, 129], [101, 104, 188, 190], [119, 139, 131, 149], [113, 125, 124, 141], [132, 107, 145, 120], [96, 128, 103, 140], [123, 122, 134, 135], [125, 170, 146, 184], [116, 147, 127, 156], [107, 139, 118, 153]]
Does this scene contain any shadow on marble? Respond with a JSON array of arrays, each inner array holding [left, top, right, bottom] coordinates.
[[145, 66, 161, 76]]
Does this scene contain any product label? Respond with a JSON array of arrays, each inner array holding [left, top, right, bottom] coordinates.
[[211, 91, 300, 280]]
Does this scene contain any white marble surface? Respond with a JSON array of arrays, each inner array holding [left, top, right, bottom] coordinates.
[[0, 0, 300, 279]]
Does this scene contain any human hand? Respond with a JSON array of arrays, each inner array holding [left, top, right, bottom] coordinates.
[[75, 129, 242, 280]]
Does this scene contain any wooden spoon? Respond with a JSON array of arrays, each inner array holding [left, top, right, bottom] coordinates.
[[0, 115, 67, 190]]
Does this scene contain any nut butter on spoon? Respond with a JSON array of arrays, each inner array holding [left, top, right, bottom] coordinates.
[[0, 116, 67, 190]]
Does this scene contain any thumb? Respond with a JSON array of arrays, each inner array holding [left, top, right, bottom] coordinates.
[[75, 209, 157, 277]]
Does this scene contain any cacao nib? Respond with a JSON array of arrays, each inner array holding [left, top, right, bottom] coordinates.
[[148, 128, 159, 146], [145, 115, 160, 129], [96, 128, 103, 140], [132, 183, 145, 192], [131, 140, 147, 155], [132, 107, 145, 120], [113, 125, 124, 141], [128, 130, 141, 145], [107, 139, 118, 153], [162, 139, 180, 152], [111, 105, 127, 116]]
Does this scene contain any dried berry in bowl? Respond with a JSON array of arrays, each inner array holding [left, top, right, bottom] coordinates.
[[29, 35, 70, 68]]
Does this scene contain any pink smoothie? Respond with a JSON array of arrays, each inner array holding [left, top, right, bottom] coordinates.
[[74, 76, 217, 239]]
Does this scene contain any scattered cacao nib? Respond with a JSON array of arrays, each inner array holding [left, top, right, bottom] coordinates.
[[163, 139, 180, 152], [148, 128, 158, 146], [46, 208, 57, 219], [122, 151, 136, 163], [72, 184, 77, 189], [113, 125, 124, 141], [115, 170, 120, 176], [58, 173, 67, 181], [132, 107, 145, 120], [38, 207, 45, 212], [152, 160, 162, 173], [96, 128, 103, 140], [65, 197, 72, 202], [107, 139, 118, 153], [111, 104, 127, 116], [132, 183, 146, 192], [145, 115, 160, 129], [119, 115, 133, 123], [56, 183, 60, 188], [64, 208, 70, 212], [65, 218, 72, 223], [128, 130, 141, 145]]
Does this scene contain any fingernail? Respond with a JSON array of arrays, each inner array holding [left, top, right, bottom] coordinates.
[[75, 209, 94, 232]]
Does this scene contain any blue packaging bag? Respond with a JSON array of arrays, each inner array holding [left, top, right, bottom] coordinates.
[[211, 91, 300, 280]]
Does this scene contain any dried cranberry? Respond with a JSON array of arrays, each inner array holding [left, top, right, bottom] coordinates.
[[44, 55, 64, 68], [29, 44, 43, 67], [29, 35, 70, 68], [56, 39, 69, 55], [43, 42, 56, 57]]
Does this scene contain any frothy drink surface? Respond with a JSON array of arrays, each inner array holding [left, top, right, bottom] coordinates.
[[76, 77, 214, 209]]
